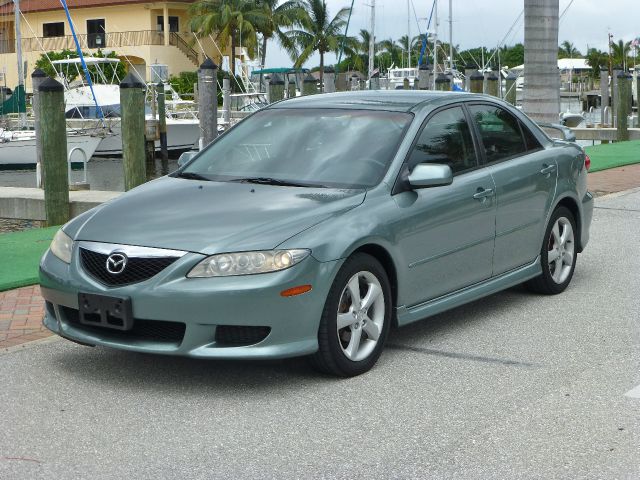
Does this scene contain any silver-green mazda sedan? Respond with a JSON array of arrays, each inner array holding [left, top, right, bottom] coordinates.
[[40, 91, 593, 376]]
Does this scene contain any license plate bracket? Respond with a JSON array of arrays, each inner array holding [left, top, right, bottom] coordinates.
[[78, 293, 133, 331]]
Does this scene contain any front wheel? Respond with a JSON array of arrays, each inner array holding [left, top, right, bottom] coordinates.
[[310, 253, 392, 377], [526, 206, 577, 295]]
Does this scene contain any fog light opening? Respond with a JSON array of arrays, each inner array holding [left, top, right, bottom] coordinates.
[[280, 285, 313, 297]]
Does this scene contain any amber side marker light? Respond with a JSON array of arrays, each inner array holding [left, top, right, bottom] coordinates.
[[280, 285, 313, 297]]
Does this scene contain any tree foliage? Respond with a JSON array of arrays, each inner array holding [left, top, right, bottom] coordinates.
[[35, 49, 126, 84]]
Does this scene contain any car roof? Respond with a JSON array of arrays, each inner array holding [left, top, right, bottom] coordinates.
[[268, 90, 472, 112]]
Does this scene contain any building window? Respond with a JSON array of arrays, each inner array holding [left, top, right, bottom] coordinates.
[[157, 16, 179, 33], [43, 22, 65, 38]]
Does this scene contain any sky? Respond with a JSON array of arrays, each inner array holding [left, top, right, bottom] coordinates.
[[263, 0, 640, 68]]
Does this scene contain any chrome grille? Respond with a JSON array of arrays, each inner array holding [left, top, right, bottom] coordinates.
[[79, 242, 186, 287]]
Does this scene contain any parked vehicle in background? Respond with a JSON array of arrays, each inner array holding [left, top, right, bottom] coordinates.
[[39, 91, 593, 377]]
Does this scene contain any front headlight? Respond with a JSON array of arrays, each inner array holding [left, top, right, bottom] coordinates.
[[50, 229, 74, 264], [187, 249, 310, 277]]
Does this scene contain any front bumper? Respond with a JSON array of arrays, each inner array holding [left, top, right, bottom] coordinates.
[[40, 245, 341, 359]]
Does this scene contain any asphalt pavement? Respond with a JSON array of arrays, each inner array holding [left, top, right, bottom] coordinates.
[[1, 189, 639, 479]]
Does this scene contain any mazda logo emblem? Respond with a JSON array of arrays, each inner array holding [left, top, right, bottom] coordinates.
[[106, 253, 128, 275]]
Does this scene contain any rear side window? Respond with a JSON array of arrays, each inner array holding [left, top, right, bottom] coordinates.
[[468, 104, 527, 162], [407, 106, 477, 174], [520, 121, 542, 151]]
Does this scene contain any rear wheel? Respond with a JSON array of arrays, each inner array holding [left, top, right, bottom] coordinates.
[[310, 253, 392, 377], [526, 206, 577, 295]]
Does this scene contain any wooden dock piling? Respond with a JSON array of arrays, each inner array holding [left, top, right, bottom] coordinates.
[[222, 76, 231, 123], [435, 73, 450, 91], [418, 63, 431, 90], [323, 67, 336, 93], [38, 77, 69, 226], [156, 82, 169, 173], [486, 73, 499, 97], [600, 66, 610, 126], [617, 72, 631, 141], [197, 58, 218, 149], [470, 71, 484, 94], [120, 73, 147, 191], [505, 71, 517, 105], [31, 68, 47, 188]]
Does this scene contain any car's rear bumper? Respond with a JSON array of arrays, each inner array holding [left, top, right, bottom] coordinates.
[[39, 247, 341, 359], [579, 191, 594, 252]]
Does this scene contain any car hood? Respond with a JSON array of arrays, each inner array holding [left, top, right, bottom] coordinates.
[[72, 176, 366, 255]]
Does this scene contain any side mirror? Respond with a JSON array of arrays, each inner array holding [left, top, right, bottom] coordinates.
[[178, 150, 197, 167], [408, 163, 453, 188]]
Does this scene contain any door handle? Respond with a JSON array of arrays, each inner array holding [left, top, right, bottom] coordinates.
[[473, 188, 494, 200], [540, 164, 557, 175]]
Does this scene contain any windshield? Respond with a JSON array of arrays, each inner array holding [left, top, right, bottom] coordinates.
[[183, 108, 412, 189]]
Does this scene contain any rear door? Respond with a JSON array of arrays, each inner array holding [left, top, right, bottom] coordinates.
[[392, 105, 497, 306], [467, 103, 557, 275]]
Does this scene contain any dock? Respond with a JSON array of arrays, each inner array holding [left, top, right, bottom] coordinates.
[[0, 187, 120, 221], [571, 128, 640, 141]]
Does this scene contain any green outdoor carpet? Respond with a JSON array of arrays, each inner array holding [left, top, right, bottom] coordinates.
[[0, 226, 58, 292], [584, 140, 640, 173]]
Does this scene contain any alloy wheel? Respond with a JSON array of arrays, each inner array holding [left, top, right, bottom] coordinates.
[[336, 271, 385, 362], [547, 216, 575, 284]]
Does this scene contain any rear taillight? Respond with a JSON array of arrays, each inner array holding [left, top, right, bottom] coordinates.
[[584, 154, 591, 171]]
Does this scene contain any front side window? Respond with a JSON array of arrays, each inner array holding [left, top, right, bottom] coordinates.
[[468, 104, 527, 163], [183, 108, 413, 189], [407, 106, 477, 174]]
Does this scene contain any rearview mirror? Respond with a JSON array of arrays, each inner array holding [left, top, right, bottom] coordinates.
[[178, 151, 198, 167], [408, 163, 453, 188]]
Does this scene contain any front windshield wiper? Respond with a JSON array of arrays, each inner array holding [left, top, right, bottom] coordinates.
[[229, 177, 325, 188], [176, 171, 212, 181]]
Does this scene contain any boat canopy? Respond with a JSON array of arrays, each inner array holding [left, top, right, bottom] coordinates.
[[51, 57, 121, 65], [251, 68, 309, 74], [0, 85, 26, 115]]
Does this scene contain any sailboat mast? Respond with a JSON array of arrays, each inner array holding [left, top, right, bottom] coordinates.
[[432, 0, 438, 88], [407, 0, 411, 68], [13, 0, 26, 127], [368, 0, 375, 78], [448, 0, 453, 71]]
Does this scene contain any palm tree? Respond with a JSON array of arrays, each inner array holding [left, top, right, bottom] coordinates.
[[522, 0, 560, 124], [558, 40, 581, 59], [254, 0, 302, 68], [341, 29, 372, 73], [611, 39, 632, 71], [189, 0, 266, 77], [286, 0, 351, 91]]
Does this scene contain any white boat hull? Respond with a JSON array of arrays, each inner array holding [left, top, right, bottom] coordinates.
[[94, 120, 200, 156], [0, 133, 103, 166]]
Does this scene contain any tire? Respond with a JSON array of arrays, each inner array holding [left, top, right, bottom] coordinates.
[[526, 206, 577, 295], [310, 253, 392, 377]]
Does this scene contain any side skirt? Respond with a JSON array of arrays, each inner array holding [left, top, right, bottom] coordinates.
[[395, 257, 542, 327]]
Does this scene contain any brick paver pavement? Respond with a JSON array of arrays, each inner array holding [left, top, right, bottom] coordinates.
[[588, 163, 640, 196], [0, 285, 51, 350]]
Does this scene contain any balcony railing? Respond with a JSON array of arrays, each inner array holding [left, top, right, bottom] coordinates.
[[19, 30, 168, 53], [1, 30, 202, 66]]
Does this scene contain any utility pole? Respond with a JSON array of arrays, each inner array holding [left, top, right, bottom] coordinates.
[[448, 0, 454, 72], [14, 0, 26, 127], [368, 0, 375, 79]]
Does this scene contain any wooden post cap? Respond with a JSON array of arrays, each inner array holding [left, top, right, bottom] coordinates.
[[38, 77, 64, 92], [120, 72, 146, 89], [200, 58, 218, 70]]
